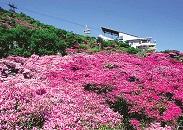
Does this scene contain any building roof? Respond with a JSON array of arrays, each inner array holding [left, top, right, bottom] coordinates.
[[101, 27, 119, 36], [101, 26, 138, 37]]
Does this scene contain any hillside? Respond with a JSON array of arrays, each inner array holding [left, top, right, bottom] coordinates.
[[1, 7, 183, 130], [0, 7, 139, 58]]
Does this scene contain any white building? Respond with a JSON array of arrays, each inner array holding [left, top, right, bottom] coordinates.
[[99, 27, 156, 51]]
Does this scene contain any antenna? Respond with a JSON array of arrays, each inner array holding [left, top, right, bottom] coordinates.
[[8, 3, 17, 13]]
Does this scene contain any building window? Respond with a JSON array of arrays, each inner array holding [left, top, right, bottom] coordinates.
[[142, 40, 148, 43]]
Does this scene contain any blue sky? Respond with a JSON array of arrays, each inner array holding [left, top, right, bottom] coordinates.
[[1, 0, 183, 52]]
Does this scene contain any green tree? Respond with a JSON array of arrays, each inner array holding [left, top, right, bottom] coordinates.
[[29, 29, 65, 55], [11, 26, 32, 48], [0, 26, 14, 57], [5, 26, 33, 57]]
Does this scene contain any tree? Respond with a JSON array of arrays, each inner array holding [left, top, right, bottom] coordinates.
[[0, 26, 14, 57], [29, 29, 65, 55], [11, 26, 32, 48]]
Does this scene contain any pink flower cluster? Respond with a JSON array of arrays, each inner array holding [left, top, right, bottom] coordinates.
[[130, 119, 141, 130], [145, 122, 172, 130], [6, 16, 11, 19], [2, 22, 11, 28], [14, 17, 33, 29], [0, 54, 122, 129], [1, 16, 33, 29], [0, 51, 183, 129], [65, 48, 77, 54]]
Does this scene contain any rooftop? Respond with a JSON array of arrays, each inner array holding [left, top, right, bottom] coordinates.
[[101, 27, 138, 37]]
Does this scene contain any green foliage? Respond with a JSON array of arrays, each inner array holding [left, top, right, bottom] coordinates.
[[92, 46, 100, 52], [19, 12, 26, 18], [29, 29, 61, 55], [136, 51, 147, 57], [65, 32, 75, 45], [84, 83, 113, 94], [107, 97, 155, 130], [8, 47, 24, 56], [104, 62, 118, 69], [177, 114, 183, 129], [0, 27, 14, 57], [125, 47, 140, 54], [103, 40, 115, 47], [117, 41, 130, 48], [98, 125, 122, 130], [79, 44, 90, 50], [161, 50, 171, 53], [11, 26, 32, 48], [0, 7, 144, 58], [88, 36, 96, 45], [55, 40, 67, 54], [21, 112, 46, 130]]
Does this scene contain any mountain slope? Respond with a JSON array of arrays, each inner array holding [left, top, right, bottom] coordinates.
[[0, 7, 139, 58]]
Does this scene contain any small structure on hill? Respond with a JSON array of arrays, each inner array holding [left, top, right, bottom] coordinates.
[[99, 27, 156, 51], [8, 3, 17, 13]]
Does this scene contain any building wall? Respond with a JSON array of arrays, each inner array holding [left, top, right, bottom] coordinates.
[[129, 42, 141, 48], [119, 32, 138, 41]]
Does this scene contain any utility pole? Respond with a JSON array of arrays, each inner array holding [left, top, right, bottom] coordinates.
[[8, 3, 17, 13]]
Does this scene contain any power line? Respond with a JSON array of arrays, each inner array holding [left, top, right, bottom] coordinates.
[[19, 8, 85, 27], [0, 2, 101, 33], [18, 7, 101, 32]]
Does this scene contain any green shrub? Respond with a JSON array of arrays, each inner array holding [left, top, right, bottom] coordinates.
[[125, 47, 140, 54], [29, 29, 61, 55], [118, 42, 130, 48], [92, 46, 100, 52], [21, 112, 46, 130], [136, 51, 147, 57], [79, 44, 90, 50]]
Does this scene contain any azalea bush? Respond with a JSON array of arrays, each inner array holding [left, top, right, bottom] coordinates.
[[0, 51, 183, 129]]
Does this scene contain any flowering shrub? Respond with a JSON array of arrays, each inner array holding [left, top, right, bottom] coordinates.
[[145, 122, 172, 130], [0, 51, 183, 129]]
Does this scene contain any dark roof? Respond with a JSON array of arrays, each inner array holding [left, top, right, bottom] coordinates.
[[101, 27, 120, 36], [101, 26, 138, 37]]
